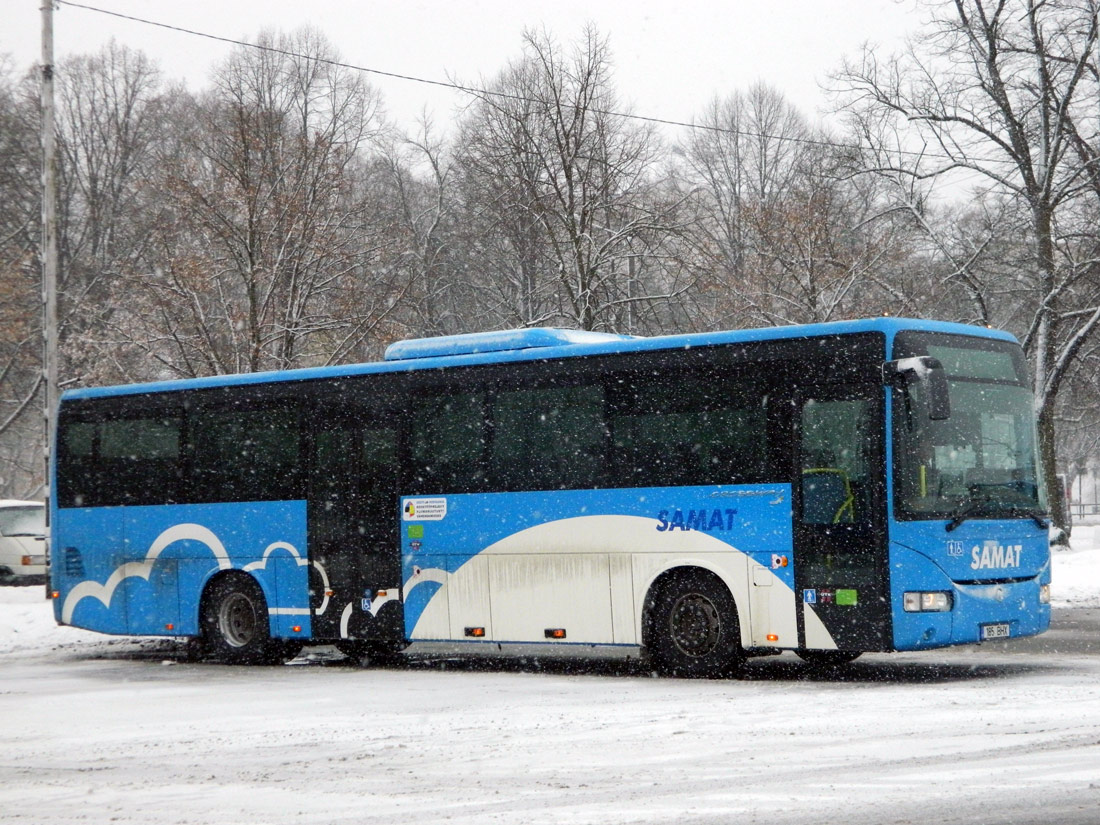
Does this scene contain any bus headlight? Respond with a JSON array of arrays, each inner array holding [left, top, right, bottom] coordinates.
[[1039, 584, 1050, 605], [903, 591, 953, 612]]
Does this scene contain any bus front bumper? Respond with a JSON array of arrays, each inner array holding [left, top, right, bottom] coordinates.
[[891, 550, 1051, 651]]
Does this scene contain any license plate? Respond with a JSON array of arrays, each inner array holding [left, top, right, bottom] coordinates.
[[981, 623, 1011, 640]]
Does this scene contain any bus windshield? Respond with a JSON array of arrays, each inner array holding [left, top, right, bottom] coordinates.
[[893, 332, 1047, 521]]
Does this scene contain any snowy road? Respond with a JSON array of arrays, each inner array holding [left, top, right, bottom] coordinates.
[[1, 609, 1098, 823], [2, 538, 1100, 825]]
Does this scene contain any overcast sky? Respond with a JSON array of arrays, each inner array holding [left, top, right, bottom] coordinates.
[[2, 0, 922, 131]]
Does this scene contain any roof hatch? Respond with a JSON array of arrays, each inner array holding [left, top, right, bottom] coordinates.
[[384, 328, 640, 361]]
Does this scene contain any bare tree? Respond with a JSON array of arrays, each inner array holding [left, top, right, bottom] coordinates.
[[0, 60, 46, 496], [51, 42, 169, 389], [681, 84, 915, 329], [96, 28, 398, 379], [369, 119, 474, 340], [0, 69, 40, 492], [836, 0, 1100, 527], [456, 27, 681, 333], [55, 43, 163, 293]]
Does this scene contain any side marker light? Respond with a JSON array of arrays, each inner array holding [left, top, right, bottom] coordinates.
[[766, 633, 779, 642], [545, 628, 567, 639]]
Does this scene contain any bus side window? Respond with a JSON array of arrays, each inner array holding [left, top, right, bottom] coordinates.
[[57, 420, 98, 507], [607, 371, 769, 488], [191, 406, 302, 502], [490, 384, 605, 491], [407, 392, 488, 494]]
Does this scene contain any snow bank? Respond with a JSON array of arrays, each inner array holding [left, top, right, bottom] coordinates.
[[0, 587, 105, 656], [1055, 523, 1100, 607]]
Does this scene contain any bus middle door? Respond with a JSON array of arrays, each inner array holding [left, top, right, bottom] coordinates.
[[308, 409, 402, 644]]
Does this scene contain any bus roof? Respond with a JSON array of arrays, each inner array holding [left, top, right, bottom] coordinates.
[[62, 317, 1018, 401]]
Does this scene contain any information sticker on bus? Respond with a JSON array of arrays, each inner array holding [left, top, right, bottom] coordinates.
[[403, 497, 448, 521], [981, 623, 1011, 640]]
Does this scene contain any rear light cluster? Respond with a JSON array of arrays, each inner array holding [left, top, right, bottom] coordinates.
[[903, 591, 953, 612]]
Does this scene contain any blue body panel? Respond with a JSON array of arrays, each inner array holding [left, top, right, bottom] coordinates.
[[890, 518, 1049, 581], [52, 501, 311, 638]]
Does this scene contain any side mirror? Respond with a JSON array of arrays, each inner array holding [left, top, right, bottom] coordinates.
[[883, 356, 951, 421]]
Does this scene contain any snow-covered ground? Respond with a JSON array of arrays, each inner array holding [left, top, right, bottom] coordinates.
[[1048, 523, 1100, 606], [1, 536, 1099, 824]]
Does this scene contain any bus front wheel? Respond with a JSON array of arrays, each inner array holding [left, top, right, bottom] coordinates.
[[647, 570, 743, 678], [201, 575, 290, 665]]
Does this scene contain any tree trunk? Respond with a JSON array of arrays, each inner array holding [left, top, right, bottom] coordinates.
[[1038, 402, 1066, 533]]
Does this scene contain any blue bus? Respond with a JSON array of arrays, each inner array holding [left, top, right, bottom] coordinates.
[[48, 318, 1051, 675]]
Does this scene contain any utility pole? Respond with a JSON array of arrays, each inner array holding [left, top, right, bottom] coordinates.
[[40, 0, 59, 561]]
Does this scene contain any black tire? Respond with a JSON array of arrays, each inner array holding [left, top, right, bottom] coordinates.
[[201, 574, 289, 665], [335, 640, 369, 663], [796, 649, 862, 667], [335, 639, 404, 666], [647, 570, 743, 678]]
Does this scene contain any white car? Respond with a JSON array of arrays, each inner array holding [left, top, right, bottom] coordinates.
[[0, 500, 46, 585]]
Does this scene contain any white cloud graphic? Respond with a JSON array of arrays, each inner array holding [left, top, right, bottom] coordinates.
[[61, 523, 231, 624], [242, 541, 307, 571], [243, 542, 328, 617], [340, 602, 354, 637], [311, 560, 331, 616]]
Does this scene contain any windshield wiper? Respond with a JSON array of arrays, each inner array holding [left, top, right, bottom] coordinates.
[[946, 496, 1049, 532], [945, 495, 991, 532], [1006, 506, 1050, 531]]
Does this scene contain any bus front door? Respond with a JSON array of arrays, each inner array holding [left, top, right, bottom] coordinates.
[[794, 385, 890, 653]]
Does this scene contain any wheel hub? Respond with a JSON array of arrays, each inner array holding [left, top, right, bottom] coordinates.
[[218, 592, 257, 648], [669, 592, 720, 657]]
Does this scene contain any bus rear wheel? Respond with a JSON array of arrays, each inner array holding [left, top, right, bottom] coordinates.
[[201, 575, 290, 665], [647, 570, 743, 678]]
